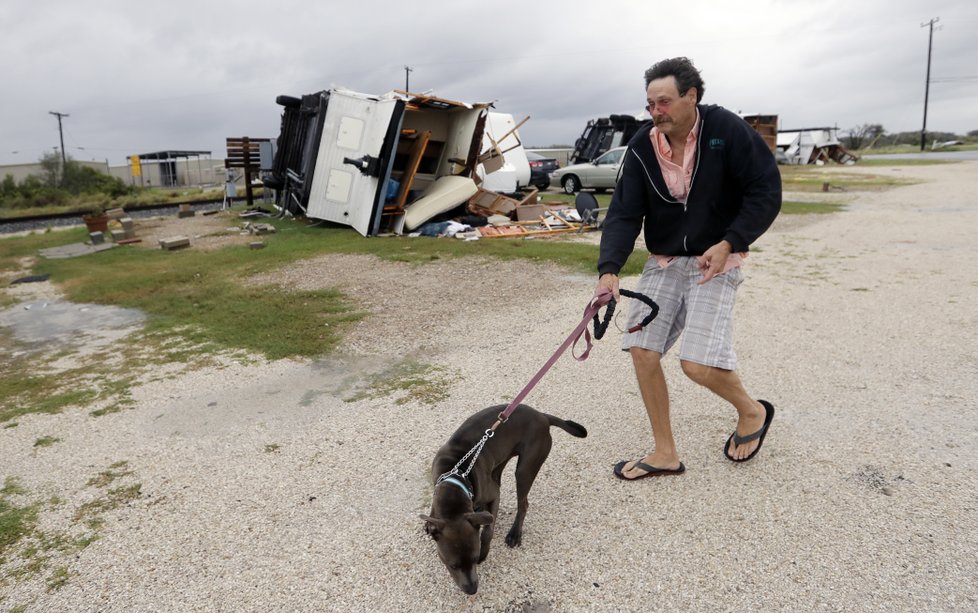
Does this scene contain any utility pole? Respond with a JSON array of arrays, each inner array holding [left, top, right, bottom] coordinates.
[[49, 111, 69, 166], [920, 17, 939, 151], [404, 65, 413, 92]]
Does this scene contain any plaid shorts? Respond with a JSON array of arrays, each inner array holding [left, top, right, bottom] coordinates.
[[621, 256, 744, 369]]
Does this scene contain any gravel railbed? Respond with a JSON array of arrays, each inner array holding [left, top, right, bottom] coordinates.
[[1, 163, 977, 611]]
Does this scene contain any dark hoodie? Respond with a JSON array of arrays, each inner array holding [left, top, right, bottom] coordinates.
[[597, 104, 781, 276]]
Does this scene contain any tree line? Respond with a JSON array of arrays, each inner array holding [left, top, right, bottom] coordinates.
[[841, 125, 978, 150]]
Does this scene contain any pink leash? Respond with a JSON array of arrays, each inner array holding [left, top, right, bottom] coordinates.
[[437, 287, 657, 485], [488, 287, 615, 431]]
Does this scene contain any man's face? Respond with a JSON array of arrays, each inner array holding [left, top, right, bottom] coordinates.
[[646, 76, 697, 139]]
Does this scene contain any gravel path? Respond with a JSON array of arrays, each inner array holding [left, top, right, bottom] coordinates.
[[2, 163, 976, 611]]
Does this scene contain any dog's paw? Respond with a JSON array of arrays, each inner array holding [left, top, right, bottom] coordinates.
[[505, 530, 522, 548]]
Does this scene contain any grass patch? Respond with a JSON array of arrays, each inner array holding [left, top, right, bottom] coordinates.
[[778, 165, 917, 192], [32, 436, 61, 448], [45, 565, 70, 592], [0, 500, 40, 560], [86, 461, 133, 488], [0, 186, 227, 221], [0, 474, 116, 594], [74, 483, 142, 528], [855, 158, 952, 166], [781, 201, 846, 215], [345, 359, 459, 406]]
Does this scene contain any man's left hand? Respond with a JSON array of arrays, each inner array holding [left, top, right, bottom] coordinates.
[[697, 240, 732, 284]]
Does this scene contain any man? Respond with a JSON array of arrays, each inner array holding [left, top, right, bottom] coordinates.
[[595, 57, 781, 480]]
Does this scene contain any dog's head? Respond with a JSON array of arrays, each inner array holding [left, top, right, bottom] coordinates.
[[420, 512, 493, 594]]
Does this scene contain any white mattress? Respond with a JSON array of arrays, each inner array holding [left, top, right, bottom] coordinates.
[[402, 176, 479, 231]]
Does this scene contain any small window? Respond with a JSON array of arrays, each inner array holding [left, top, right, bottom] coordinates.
[[325, 169, 353, 202], [336, 117, 365, 150], [598, 149, 623, 165]]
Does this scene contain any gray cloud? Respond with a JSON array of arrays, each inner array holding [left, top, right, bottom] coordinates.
[[2, 0, 975, 166]]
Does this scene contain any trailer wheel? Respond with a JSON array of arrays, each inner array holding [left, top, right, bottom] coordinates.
[[562, 175, 581, 194], [275, 95, 301, 109]]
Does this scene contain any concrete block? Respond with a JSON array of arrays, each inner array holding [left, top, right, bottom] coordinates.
[[110, 229, 127, 241], [177, 210, 196, 218], [89, 231, 105, 245], [106, 208, 126, 220], [159, 236, 190, 250]]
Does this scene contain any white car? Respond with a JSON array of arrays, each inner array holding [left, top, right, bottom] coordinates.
[[549, 146, 626, 194]]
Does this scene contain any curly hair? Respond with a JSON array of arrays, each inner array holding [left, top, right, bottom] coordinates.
[[643, 57, 705, 102]]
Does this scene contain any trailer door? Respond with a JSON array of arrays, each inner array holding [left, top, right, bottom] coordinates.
[[305, 90, 403, 236]]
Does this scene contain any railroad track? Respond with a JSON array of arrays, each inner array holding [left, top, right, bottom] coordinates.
[[0, 200, 228, 235]]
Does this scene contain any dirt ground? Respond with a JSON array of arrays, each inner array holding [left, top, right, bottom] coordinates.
[[2, 163, 977, 612], [126, 211, 262, 251]]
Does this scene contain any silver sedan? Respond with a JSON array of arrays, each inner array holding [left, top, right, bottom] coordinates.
[[548, 146, 626, 194]]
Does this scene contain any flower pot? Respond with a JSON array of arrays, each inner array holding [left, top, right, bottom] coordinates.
[[82, 214, 109, 233]]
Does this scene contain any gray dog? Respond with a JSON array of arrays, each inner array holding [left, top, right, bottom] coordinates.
[[420, 404, 587, 594]]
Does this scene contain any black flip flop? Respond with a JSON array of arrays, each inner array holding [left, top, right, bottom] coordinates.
[[724, 399, 775, 463], [613, 460, 686, 480]]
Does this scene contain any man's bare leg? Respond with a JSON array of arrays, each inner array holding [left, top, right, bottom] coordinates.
[[620, 348, 683, 478], [680, 360, 765, 460]]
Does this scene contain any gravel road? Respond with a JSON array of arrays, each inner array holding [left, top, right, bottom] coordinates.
[[1, 162, 976, 612]]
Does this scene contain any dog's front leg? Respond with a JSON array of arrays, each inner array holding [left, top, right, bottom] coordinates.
[[478, 498, 499, 563]]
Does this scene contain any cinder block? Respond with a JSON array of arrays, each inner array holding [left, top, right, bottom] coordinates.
[[89, 231, 105, 244], [106, 208, 126, 220], [159, 236, 190, 250], [110, 229, 127, 241]]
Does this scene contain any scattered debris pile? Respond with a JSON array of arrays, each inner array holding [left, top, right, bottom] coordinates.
[[263, 87, 590, 239], [777, 127, 858, 165]]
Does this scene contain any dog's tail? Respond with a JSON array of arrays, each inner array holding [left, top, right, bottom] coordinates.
[[546, 414, 587, 438]]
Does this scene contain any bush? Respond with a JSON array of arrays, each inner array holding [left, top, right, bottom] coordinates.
[[0, 154, 134, 211]]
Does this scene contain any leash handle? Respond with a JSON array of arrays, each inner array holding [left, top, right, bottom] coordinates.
[[592, 289, 659, 339], [591, 298, 617, 340], [619, 288, 660, 333]]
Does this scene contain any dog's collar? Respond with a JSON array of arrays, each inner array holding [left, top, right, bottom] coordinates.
[[436, 474, 473, 500]]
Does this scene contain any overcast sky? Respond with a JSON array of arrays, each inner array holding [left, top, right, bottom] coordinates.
[[2, 0, 976, 167]]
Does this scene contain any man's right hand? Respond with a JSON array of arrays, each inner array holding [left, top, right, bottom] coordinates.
[[594, 273, 620, 301]]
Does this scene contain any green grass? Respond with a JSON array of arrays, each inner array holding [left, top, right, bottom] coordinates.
[[855, 158, 953, 166], [0, 467, 134, 594], [32, 436, 61, 448], [73, 484, 141, 528], [0, 500, 39, 560], [777, 165, 918, 192], [856, 142, 978, 155], [782, 200, 846, 215], [86, 462, 133, 488], [0, 186, 228, 221], [344, 359, 459, 406]]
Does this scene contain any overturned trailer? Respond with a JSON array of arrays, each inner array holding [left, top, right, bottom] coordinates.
[[265, 88, 492, 236]]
